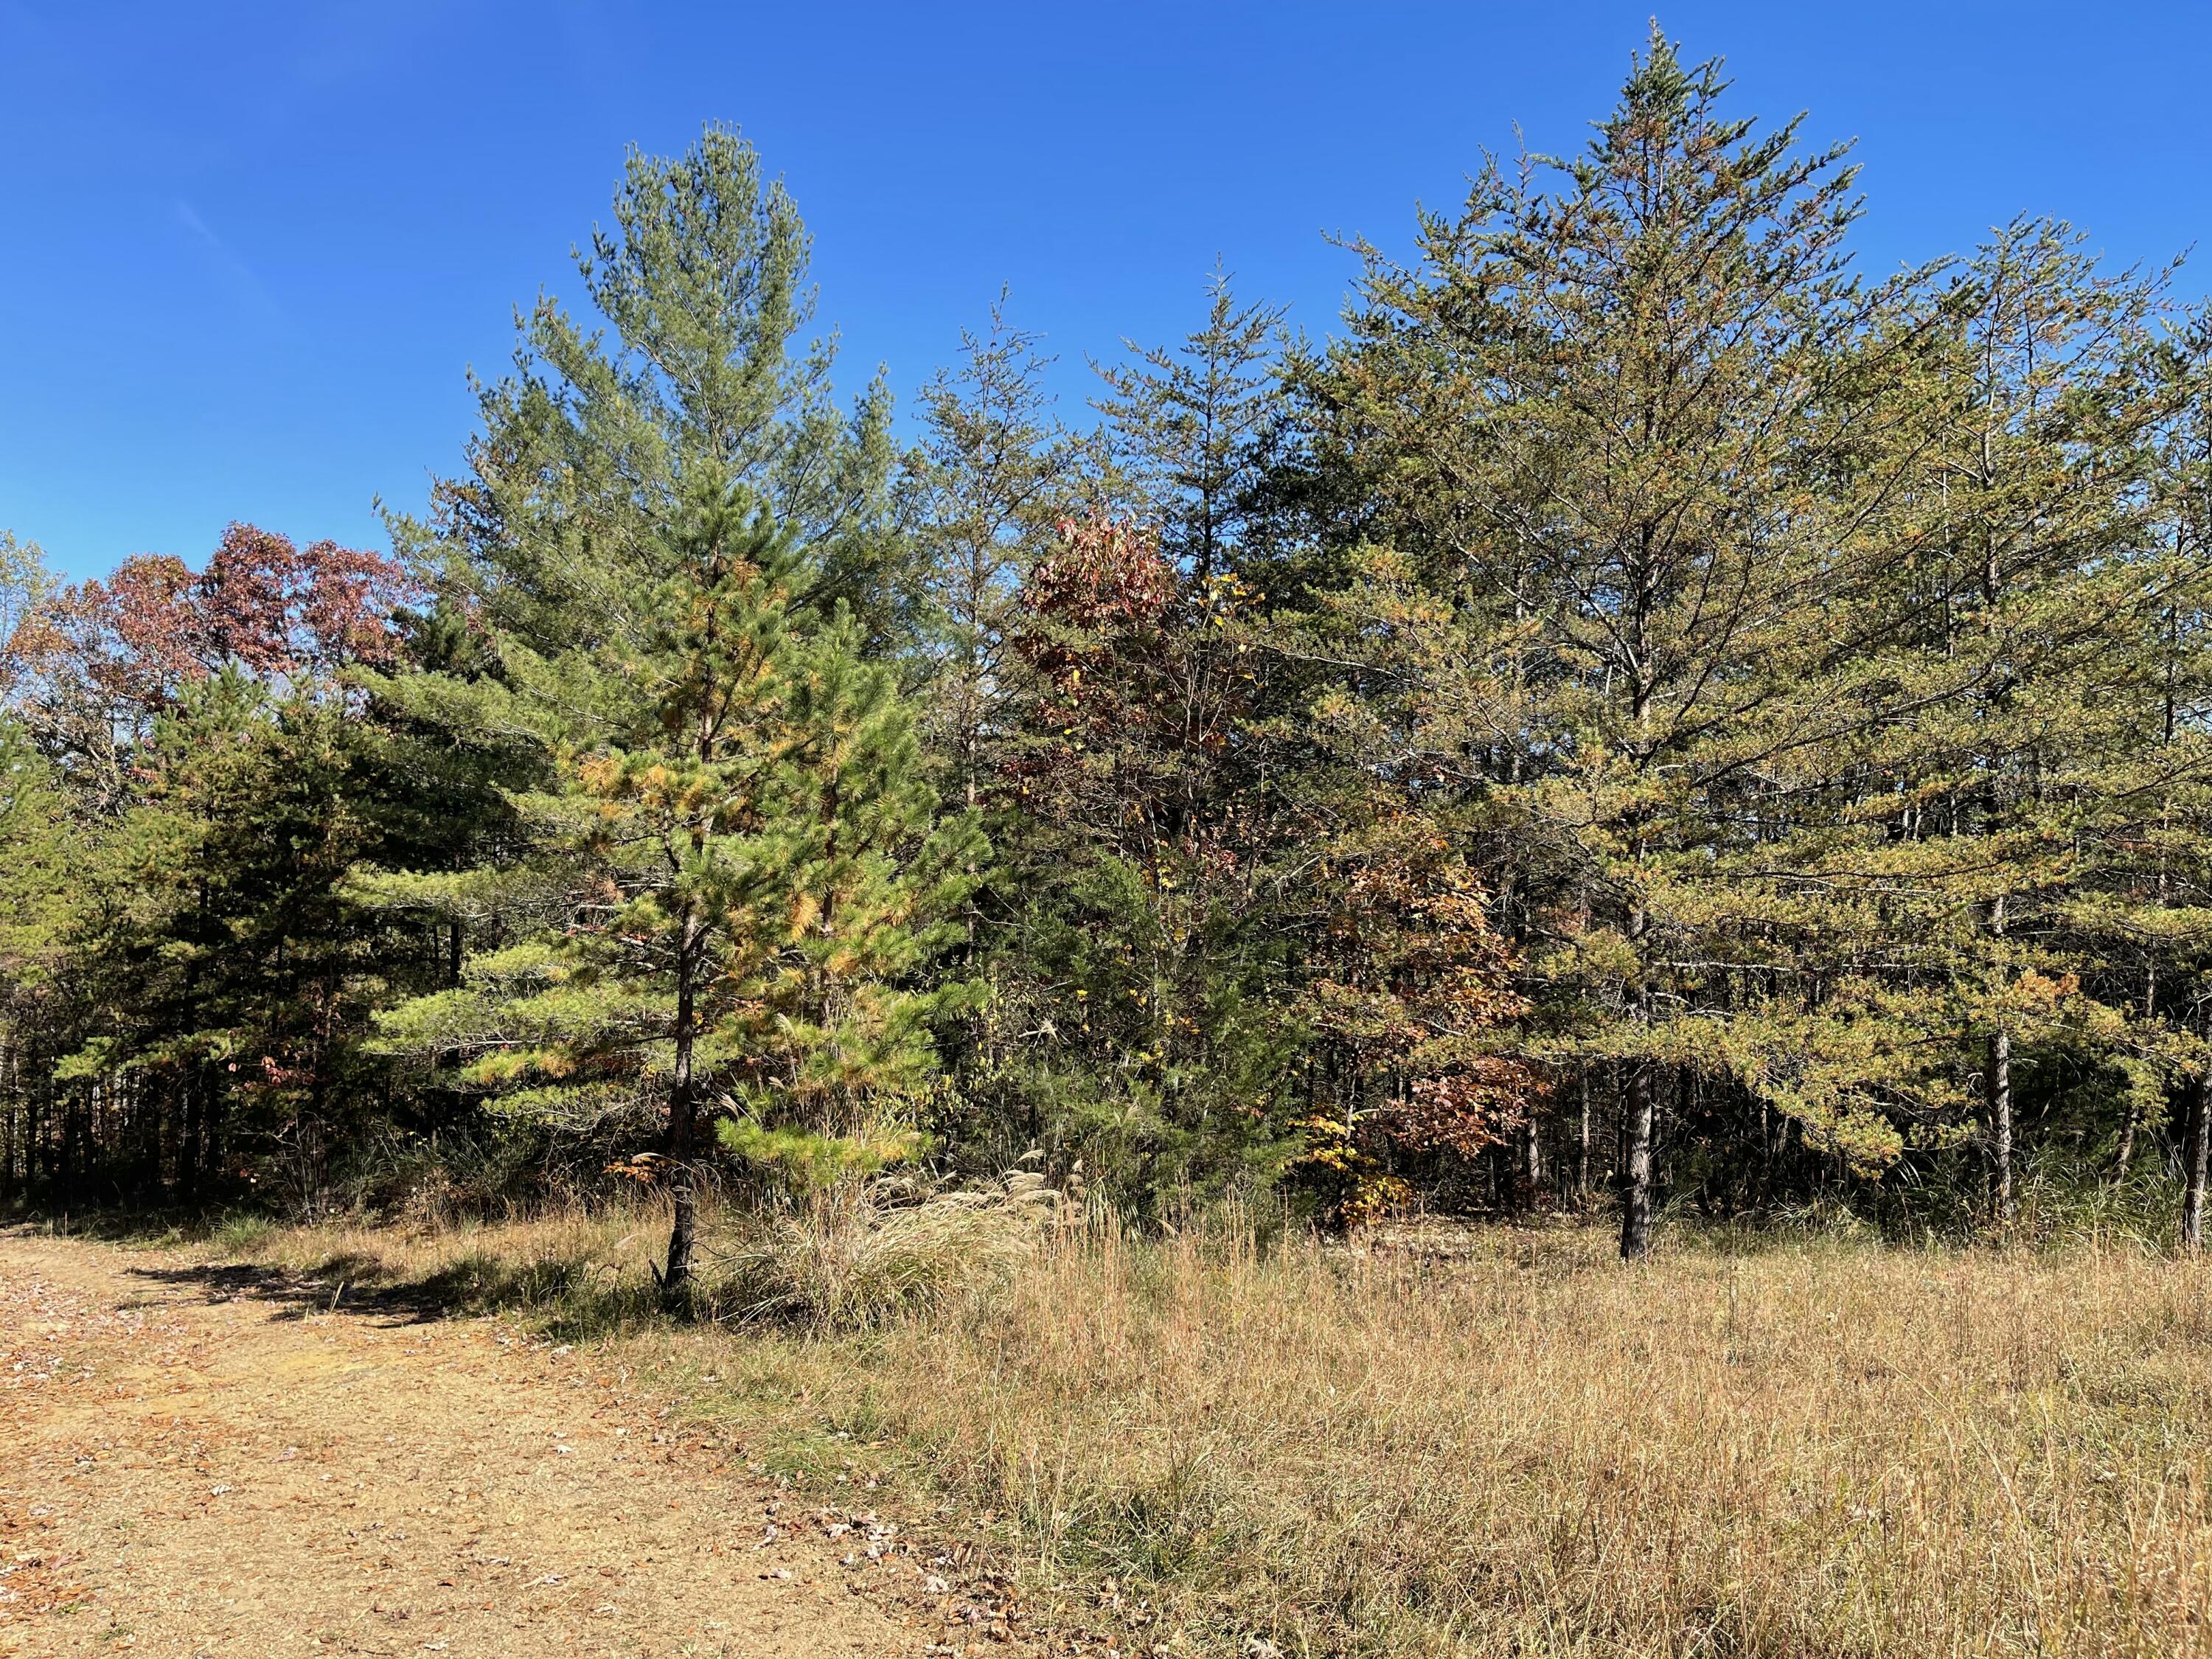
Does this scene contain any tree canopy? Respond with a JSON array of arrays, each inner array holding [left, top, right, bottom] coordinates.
[[8, 35, 2212, 1261]]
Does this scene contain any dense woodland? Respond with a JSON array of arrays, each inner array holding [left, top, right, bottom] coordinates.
[[7, 34, 2212, 1279]]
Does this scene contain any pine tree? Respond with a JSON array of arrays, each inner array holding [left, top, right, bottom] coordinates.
[[2052, 299, 2212, 1238], [905, 291, 1089, 814], [0, 525, 417, 1203], [1292, 26, 1910, 1255], [373, 479, 978, 1301], [32, 670, 403, 1208], [365, 125, 981, 1297], [1093, 265, 1284, 582], [1885, 222, 2175, 1224], [400, 124, 907, 664]]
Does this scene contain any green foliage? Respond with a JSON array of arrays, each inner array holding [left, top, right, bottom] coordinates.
[[369, 482, 981, 1153], [713, 1116, 924, 1190], [396, 123, 907, 661], [11, 57, 2212, 1262], [354, 127, 983, 1292]]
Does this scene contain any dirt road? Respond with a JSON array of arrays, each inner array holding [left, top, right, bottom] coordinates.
[[0, 1233, 993, 1658]]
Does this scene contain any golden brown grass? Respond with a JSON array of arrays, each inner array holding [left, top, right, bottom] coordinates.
[[215, 1205, 2212, 1657]]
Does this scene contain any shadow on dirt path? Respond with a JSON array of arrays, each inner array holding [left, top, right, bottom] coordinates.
[[0, 1232, 998, 1658], [119, 1257, 484, 1328]]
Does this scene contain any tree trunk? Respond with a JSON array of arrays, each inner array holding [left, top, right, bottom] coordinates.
[[177, 1070, 201, 1204], [1988, 1026, 2014, 1225], [1577, 1072, 1592, 1204], [0, 1046, 15, 1202], [201, 1084, 224, 1191], [2183, 1074, 2209, 1254], [1619, 880, 1655, 1260], [1620, 1063, 1655, 1260], [1987, 891, 2013, 1225], [661, 915, 702, 1310]]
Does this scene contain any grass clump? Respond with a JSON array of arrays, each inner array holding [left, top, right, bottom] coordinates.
[[706, 1169, 1058, 1329], [209, 1212, 276, 1254]]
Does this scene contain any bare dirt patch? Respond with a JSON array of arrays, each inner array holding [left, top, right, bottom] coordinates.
[[0, 1231, 1004, 1658]]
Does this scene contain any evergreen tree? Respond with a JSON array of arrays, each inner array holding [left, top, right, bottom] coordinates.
[[373, 479, 978, 1301], [365, 125, 980, 1298], [904, 292, 1089, 813], [1859, 222, 2177, 1223], [1291, 27, 1910, 1255], [401, 124, 908, 662], [0, 526, 417, 1205], [1093, 265, 1284, 582]]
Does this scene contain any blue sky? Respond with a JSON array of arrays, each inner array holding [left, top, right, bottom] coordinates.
[[4, 1, 2208, 579]]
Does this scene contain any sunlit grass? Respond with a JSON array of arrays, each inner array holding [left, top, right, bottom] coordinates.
[[211, 1205, 2212, 1656]]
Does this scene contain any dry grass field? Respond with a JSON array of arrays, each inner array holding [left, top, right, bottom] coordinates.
[[173, 1202, 2212, 1658]]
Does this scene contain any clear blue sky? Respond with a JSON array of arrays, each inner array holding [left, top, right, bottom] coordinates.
[[4, 1, 2208, 579]]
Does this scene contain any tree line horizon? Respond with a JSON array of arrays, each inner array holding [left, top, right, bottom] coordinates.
[[4, 27, 2211, 1279]]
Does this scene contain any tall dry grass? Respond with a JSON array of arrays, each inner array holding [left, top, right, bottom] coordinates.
[[213, 1172, 1059, 1333], [709, 1170, 1058, 1327], [716, 1220, 2212, 1658], [206, 1203, 2212, 1656], [222, 1201, 671, 1328]]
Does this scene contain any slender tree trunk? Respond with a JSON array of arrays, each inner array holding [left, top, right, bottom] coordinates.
[[201, 1083, 223, 1191], [1620, 880, 1655, 1259], [661, 914, 702, 1310], [2184, 1074, 2209, 1254], [178, 1068, 201, 1204], [1759, 1100, 1773, 1206], [1987, 892, 2014, 1225], [662, 564, 731, 1312], [1, 1046, 15, 1202], [2115, 1100, 2143, 1179], [1620, 1062, 1656, 1260], [1577, 1072, 1592, 1206], [182, 874, 209, 1201], [1989, 1026, 2014, 1225], [1, 1063, 13, 1203], [2119, 878, 2163, 1178]]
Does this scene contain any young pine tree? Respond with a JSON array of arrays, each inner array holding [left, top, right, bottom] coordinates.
[[373, 480, 979, 1303], [369, 125, 976, 1299], [904, 292, 1090, 815], [1093, 265, 1284, 583]]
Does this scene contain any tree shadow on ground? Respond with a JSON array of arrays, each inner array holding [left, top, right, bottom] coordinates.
[[120, 1251, 661, 1336]]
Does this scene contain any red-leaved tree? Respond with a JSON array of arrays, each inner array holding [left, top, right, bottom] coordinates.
[[13, 526, 417, 795]]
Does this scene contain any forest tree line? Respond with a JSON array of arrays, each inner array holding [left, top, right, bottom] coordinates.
[[6, 34, 2212, 1274]]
